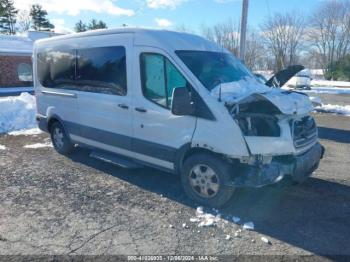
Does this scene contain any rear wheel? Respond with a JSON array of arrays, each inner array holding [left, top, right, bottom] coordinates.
[[181, 153, 235, 207], [50, 121, 74, 155]]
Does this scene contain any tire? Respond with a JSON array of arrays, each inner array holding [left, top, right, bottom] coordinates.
[[50, 121, 74, 155], [181, 153, 235, 207]]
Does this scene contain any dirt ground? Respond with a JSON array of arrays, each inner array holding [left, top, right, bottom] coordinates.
[[0, 94, 350, 260]]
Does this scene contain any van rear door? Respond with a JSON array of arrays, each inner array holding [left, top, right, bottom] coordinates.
[[35, 45, 81, 137], [131, 47, 197, 171]]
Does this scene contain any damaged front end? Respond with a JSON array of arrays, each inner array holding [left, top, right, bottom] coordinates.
[[224, 89, 325, 187], [232, 142, 324, 187]]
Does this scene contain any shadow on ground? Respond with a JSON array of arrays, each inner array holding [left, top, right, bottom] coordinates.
[[318, 126, 350, 143], [67, 147, 350, 257]]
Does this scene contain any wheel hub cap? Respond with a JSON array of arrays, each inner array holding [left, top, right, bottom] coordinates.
[[53, 127, 64, 149], [189, 164, 220, 198]]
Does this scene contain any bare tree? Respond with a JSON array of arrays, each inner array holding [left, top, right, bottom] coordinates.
[[17, 10, 31, 32], [261, 12, 305, 72], [244, 30, 267, 70], [308, 0, 350, 77], [201, 19, 240, 56]]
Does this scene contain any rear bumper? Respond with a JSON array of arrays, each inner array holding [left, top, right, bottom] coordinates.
[[36, 114, 48, 132], [232, 142, 325, 187]]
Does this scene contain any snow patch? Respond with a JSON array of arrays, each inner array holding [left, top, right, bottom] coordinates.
[[0, 145, 6, 150], [316, 104, 350, 116], [243, 222, 254, 230], [192, 206, 221, 227], [9, 128, 42, 136], [261, 236, 271, 244], [312, 80, 350, 88], [210, 77, 270, 104], [304, 86, 350, 95], [23, 142, 52, 149], [232, 216, 240, 223], [0, 93, 37, 134]]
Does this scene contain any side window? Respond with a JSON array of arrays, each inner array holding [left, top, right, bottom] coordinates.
[[17, 63, 33, 82], [37, 47, 75, 88], [37, 45, 127, 96], [76, 46, 127, 95], [140, 53, 188, 109]]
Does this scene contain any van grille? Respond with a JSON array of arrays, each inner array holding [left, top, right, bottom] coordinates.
[[291, 116, 318, 149]]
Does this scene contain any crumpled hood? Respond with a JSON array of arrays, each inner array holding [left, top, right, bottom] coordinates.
[[255, 89, 313, 115], [210, 77, 313, 115]]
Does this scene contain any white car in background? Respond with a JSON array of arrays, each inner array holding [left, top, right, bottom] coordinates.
[[286, 69, 312, 90]]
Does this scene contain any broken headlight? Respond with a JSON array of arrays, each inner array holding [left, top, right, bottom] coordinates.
[[236, 114, 280, 137]]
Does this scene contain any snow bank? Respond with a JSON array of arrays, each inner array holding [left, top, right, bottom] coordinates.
[[305, 86, 350, 95], [0, 93, 37, 134], [316, 104, 350, 116]]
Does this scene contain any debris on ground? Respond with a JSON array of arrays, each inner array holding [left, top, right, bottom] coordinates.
[[0, 145, 6, 150], [243, 222, 254, 230], [182, 223, 189, 229], [234, 229, 242, 238], [196, 206, 204, 215], [198, 214, 216, 227], [232, 216, 240, 223], [225, 235, 231, 240], [169, 225, 174, 229], [261, 237, 271, 245], [192, 206, 222, 228]]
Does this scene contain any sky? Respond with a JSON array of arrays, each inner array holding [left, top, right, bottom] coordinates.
[[13, 0, 323, 33]]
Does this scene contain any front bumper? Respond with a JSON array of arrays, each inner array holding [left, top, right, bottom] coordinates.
[[232, 142, 325, 187]]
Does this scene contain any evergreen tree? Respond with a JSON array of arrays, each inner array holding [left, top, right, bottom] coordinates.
[[30, 4, 54, 31], [87, 19, 107, 30], [0, 0, 18, 35], [74, 20, 87, 32]]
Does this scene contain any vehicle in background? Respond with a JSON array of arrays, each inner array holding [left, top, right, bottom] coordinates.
[[286, 69, 312, 90], [33, 29, 324, 207]]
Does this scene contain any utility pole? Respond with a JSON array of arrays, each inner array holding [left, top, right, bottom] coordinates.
[[239, 0, 249, 62]]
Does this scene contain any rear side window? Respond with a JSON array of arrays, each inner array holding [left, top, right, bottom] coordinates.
[[140, 53, 188, 108], [76, 47, 127, 95], [37, 46, 127, 96], [37, 48, 75, 88]]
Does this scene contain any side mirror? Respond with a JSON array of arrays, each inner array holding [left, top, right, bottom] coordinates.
[[171, 87, 195, 116]]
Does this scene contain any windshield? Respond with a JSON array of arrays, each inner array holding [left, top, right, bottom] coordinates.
[[176, 51, 257, 91]]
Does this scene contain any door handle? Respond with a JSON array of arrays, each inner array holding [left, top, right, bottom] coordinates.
[[118, 104, 129, 109], [135, 107, 147, 113]]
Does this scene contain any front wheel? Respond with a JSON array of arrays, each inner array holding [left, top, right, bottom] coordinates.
[[50, 121, 74, 155], [181, 153, 235, 207]]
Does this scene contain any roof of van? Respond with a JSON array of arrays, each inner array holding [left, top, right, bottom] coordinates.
[[34, 28, 225, 53]]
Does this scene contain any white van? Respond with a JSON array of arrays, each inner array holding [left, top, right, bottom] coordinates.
[[33, 28, 324, 207]]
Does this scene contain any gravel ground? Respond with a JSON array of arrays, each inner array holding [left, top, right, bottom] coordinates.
[[0, 94, 350, 259]]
